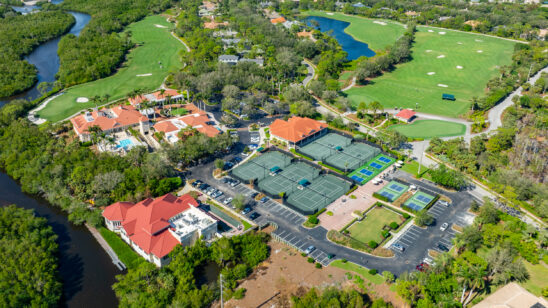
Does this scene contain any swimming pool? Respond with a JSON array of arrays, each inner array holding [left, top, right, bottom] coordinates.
[[117, 138, 135, 150]]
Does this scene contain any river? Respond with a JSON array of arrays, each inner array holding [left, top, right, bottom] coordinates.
[[305, 16, 375, 60], [0, 9, 91, 106]]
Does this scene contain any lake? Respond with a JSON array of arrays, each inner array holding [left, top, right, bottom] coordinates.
[[305, 16, 375, 60]]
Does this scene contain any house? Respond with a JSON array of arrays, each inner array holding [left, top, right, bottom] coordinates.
[[473, 282, 548, 308], [221, 38, 242, 47], [297, 31, 313, 39], [70, 105, 150, 142], [405, 11, 420, 17], [238, 58, 265, 66], [218, 54, 239, 64], [128, 88, 184, 107], [213, 30, 238, 37], [353, 2, 367, 8], [270, 17, 286, 24], [394, 109, 416, 123], [269, 116, 327, 148], [153, 109, 220, 143], [103, 193, 218, 267], [282, 20, 300, 29]]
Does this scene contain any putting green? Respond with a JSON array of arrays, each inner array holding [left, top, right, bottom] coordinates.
[[343, 22, 515, 117], [38, 15, 184, 122], [303, 11, 405, 51], [389, 120, 466, 139]]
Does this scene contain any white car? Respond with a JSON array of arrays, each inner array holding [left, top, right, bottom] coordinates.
[[223, 197, 233, 205], [439, 200, 450, 207], [440, 222, 449, 231], [423, 257, 434, 266]]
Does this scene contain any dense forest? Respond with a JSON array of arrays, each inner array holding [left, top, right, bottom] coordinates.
[[0, 205, 62, 307], [292, 287, 394, 307], [0, 9, 74, 97], [56, 0, 172, 86], [113, 232, 269, 307], [0, 99, 233, 225], [395, 202, 545, 306], [282, 0, 548, 40]]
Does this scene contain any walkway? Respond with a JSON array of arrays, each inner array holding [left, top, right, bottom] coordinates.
[[86, 224, 126, 271], [302, 59, 316, 87]]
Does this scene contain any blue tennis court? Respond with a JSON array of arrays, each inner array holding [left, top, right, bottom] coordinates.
[[378, 157, 391, 163], [380, 191, 395, 200], [351, 175, 363, 182], [369, 162, 383, 169], [389, 184, 404, 192], [405, 202, 425, 211], [416, 195, 433, 203], [359, 169, 373, 176]]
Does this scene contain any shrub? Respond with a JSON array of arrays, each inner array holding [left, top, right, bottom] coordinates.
[[403, 213, 410, 219], [376, 202, 383, 207], [382, 271, 395, 283], [307, 216, 319, 224], [368, 241, 378, 249], [326, 211, 333, 216], [373, 192, 389, 202], [301, 252, 307, 257], [381, 230, 390, 238], [389, 222, 399, 229], [233, 288, 246, 300], [350, 195, 357, 199], [368, 269, 377, 275], [470, 200, 480, 212], [341, 259, 347, 263], [307, 257, 314, 263], [315, 263, 322, 269]]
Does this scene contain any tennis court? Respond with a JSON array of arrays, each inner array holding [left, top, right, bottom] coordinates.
[[347, 154, 395, 185], [231, 151, 292, 182], [403, 191, 436, 211], [258, 162, 320, 196], [287, 174, 351, 214], [299, 133, 352, 161], [375, 180, 409, 202], [325, 142, 381, 172]]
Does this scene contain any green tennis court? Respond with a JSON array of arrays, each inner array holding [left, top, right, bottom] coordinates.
[[258, 162, 320, 197], [348, 154, 395, 185], [376, 181, 409, 202], [231, 151, 292, 182], [325, 142, 381, 171], [287, 174, 351, 214], [404, 191, 435, 211], [299, 133, 351, 161]]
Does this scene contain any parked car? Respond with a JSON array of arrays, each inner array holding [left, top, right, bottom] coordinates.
[[304, 245, 316, 255], [191, 180, 202, 187], [241, 207, 251, 215], [223, 197, 233, 205], [437, 243, 449, 252], [249, 192, 258, 198], [249, 212, 260, 220], [416, 263, 429, 272], [230, 179, 240, 187], [440, 222, 449, 231], [260, 197, 269, 203], [327, 254, 335, 259], [199, 183, 210, 191], [392, 243, 405, 252], [423, 257, 434, 266], [439, 200, 450, 207]]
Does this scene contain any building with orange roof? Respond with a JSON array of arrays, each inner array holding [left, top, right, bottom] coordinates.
[[270, 17, 286, 24], [269, 116, 327, 148], [297, 31, 313, 38], [70, 105, 150, 142], [394, 109, 416, 123], [128, 88, 184, 107], [153, 108, 220, 143], [103, 193, 217, 267]]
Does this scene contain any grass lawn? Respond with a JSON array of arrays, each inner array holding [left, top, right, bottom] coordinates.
[[346, 207, 402, 244], [38, 15, 184, 122], [330, 260, 384, 285], [171, 107, 189, 116], [302, 11, 405, 51], [520, 261, 548, 296], [339, 71, 353, 87], [389, 120, 466, 138], [400, 160, 432, 180], [342, 23, 515, 117], [99, 227, 144, 269]]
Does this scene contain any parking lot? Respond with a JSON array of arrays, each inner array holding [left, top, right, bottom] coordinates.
[[272, 229, 332, 266]]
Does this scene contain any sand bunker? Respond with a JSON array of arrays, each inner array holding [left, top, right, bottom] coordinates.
[[327, 12, 334, 15], [425, 50, 432, 53], [477, 50, 483, 53], [438, 84, 448, 88], [373, 21, 387, 26], [437, 55, 445, 59], [155, 24, 167, 28], [427, 72, 436, 75], [456, 66, 463, 69], [136, 73, 152, 77], [439, 32, 446, 35], [457, 42, 463, 45], [475, 39, 483, 42], [76, 97, 89, 103], [428, 29, 434, 33]]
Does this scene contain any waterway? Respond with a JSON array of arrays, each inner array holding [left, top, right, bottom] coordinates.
[[305, 16, 375, 60], [0, 172, 119, 307], [0, 9, 91, 106]]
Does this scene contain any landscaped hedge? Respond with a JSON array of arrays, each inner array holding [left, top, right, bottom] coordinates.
[[389, 222, 399, 229], [345, 185, 359, 195], [290, 148, 313, 161], [319, 162, 346, 174], [373, 192, 390, 202]]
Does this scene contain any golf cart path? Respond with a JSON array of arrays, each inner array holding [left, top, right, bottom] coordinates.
[[302, 59, 316, 87]]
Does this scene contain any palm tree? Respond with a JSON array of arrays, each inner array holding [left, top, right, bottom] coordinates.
[[92, 95, 100, 110], [87, 125, 102, 146]]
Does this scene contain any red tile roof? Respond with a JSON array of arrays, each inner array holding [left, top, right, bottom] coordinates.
[[153, 121, 179, 134], [269, 116, 326, 143], [102, 194, 199, 258], [128, 95, 148, 106], [270, 17, 286, 24], [154, 113, 220, 138], [70, 105, 148, 135], [102, 201, 133, 221], [395, 109, 416, 120]]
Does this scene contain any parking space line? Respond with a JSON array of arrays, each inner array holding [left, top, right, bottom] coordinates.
[[286, 235, 296, 242], [399, 238, 413, 245]]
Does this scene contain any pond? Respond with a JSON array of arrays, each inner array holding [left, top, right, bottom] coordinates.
[[305, 16, 375, 60]]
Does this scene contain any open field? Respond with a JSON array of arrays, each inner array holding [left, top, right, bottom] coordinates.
[[520, 261, 548, 296], [389, 120, 466, 138], [38, 15, 184, 122], [344, 24, 515, 117], [346, 207, 402, 244], [303, 11, 405, 51]]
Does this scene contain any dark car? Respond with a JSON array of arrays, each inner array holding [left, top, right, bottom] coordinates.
[[249, 192, 259, 198], [327, 254, 335, 259], [437, 243, 449, 252], [191, 180, 202, 187], [249, 212, 260, 220], [260, 197, 269, 203], [199, 183, 209, 191], [241, 207, 251, 215]]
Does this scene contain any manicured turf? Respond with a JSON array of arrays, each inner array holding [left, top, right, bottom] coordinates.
[[520, 260, 548, 296], [400, 161, 431, 180], [303, 11, 405, 51], [389, 120, 466, 138], [343, 24, 515, 117], [330, 260, 384, 285], [346, 207, 402, 244], [99, 227, 144, 269], [38, 15, 184, 122]]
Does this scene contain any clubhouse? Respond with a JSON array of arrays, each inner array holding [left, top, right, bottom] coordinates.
[[153, 108, 220, 143], [103, 193, 218, 267], [128, 89, 184, 108], [394, 109, 416, 123], [269, 116, 327, 148]]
